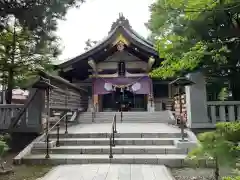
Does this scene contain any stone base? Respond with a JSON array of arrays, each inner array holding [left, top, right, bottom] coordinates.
[[33, 141, 56, 149], [174, 139, 197, 150]]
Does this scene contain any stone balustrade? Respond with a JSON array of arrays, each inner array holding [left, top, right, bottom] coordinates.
[[207, 101, 240, 123]]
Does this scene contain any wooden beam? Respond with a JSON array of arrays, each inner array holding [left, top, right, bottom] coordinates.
[[147, 56, 155, 72]]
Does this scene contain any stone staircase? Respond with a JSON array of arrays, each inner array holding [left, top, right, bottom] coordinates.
[[78, 111, 174, 123], [21, 131, 190, 167]]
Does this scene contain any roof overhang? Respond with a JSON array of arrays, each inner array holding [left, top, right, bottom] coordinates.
[[58, 25, 160, 70]]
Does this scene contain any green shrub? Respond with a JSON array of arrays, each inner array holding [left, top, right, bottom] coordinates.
[[190, 131, 237, 166], [222, 176, 240, 180], [216, 121, 240, 143], [188, 130, 239, 180], [0, 134, 9, 158]]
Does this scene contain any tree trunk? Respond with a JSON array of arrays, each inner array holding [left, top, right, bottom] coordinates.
[[6, 18, 17, 104], [215, 157, 220, 180], [6, 68, 14, 104]]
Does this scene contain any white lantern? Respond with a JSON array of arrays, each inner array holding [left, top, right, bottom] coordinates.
[[131, 82, 141, 92], [104, 83, 113, 91]]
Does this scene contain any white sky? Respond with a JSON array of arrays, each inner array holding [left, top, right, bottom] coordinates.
[[56, 0, 155, 63]]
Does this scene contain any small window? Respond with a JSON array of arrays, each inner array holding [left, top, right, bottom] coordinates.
[[118, 61, 125, 76]]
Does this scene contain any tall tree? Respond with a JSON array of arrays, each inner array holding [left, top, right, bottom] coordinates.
[[147, 0, 240, 100], [0, 1, 85, 41], [0, 0, 86, 103], [0, 20, 59, 103]]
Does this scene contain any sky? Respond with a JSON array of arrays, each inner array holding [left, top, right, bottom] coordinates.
[[56, 0, 155, 63]]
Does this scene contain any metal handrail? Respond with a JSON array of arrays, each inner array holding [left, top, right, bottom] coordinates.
[[92, 103, 97, 122], [109, 114, 117, 159], [45, 112, 68, 159]]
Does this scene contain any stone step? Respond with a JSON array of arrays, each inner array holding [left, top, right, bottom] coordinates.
[[79, 116, 170, 118], [49, 132, 186, 139], [79, 117, 170, 119], [83, 112, 170, 114], [79, 114, 172, 118], [80, 120, 174, 124], [32, 145, 187, 155], [79, 119, 171, 121], [49, 138, 178, 146], [82, 120, 170, 122], [22, 154, 187, 167]]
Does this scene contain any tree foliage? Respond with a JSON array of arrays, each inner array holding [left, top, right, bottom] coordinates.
[[0, 0, 86, 103], [0, 20, 60, 103], [0, 0, 85, 41], [147, 0, 240, 100], [188, 122, 240, 180]]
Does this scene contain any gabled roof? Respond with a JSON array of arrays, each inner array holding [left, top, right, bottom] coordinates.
[[58, 14, 159, 69]]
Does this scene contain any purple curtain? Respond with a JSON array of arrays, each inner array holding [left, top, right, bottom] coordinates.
[[93, 76, 152, 95]]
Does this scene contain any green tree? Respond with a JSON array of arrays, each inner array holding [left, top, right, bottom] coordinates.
[[188, 122, 240, 180], [0, 21, 59, 103], [147, 0, 240, 100], [0, 1, 86, 103], [189, 131, 238, 180], [0, 0, 85, 41]]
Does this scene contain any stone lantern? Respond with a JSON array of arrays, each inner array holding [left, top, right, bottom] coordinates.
[[170, 77, 195, 141]]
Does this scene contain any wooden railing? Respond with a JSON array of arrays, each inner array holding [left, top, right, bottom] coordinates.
[[0, 88, 44, 133], [207, 101, 240, 123], [0, 71, 88, 133], [109, 114, 117, 159], [0, 104, 24, 130]]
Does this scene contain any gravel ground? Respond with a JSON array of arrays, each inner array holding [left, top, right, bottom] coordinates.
[[171, 168, 235, 180]]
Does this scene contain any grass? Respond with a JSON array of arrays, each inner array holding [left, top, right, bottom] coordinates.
[[0, 153, 52, 180]]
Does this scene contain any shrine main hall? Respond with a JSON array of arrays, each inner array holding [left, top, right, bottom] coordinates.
[[57, 15, 172, 112]]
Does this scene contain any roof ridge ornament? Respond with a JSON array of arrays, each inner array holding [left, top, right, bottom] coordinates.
[[109, 13, 131, 32]]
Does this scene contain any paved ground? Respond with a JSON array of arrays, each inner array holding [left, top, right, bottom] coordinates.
[[39, 164, 174, 180], [54, 123, 181, 134]]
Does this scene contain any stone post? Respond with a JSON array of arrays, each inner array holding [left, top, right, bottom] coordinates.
[[87, 96, 92, 112], [147, 95, 155, 112], [185, 72, 209, 128], [93, 94, 99, 112]]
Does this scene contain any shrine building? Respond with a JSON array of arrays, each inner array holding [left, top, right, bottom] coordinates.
[[57, 14, 172, 112]]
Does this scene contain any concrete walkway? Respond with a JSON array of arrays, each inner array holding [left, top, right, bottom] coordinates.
[[39, 164, 174, 180]]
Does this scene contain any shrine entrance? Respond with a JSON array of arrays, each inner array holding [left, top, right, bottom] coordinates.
[[102, 87, 147, 112], [93, 76, 152, 112]]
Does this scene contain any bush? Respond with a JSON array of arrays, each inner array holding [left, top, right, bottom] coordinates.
[[216, 121, 240, 144], [0, 134, 10, 158], [222, 176, 240, 180]]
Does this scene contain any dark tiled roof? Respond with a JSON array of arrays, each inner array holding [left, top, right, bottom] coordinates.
[[58, 14, 159, 68]]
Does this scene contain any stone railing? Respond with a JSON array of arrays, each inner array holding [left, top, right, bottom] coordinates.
[[207, 101, 240, 123]]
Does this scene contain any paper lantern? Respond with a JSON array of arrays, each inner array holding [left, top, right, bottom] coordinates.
[[104, 83, 113, 91], [131, 82, 141, 92]]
